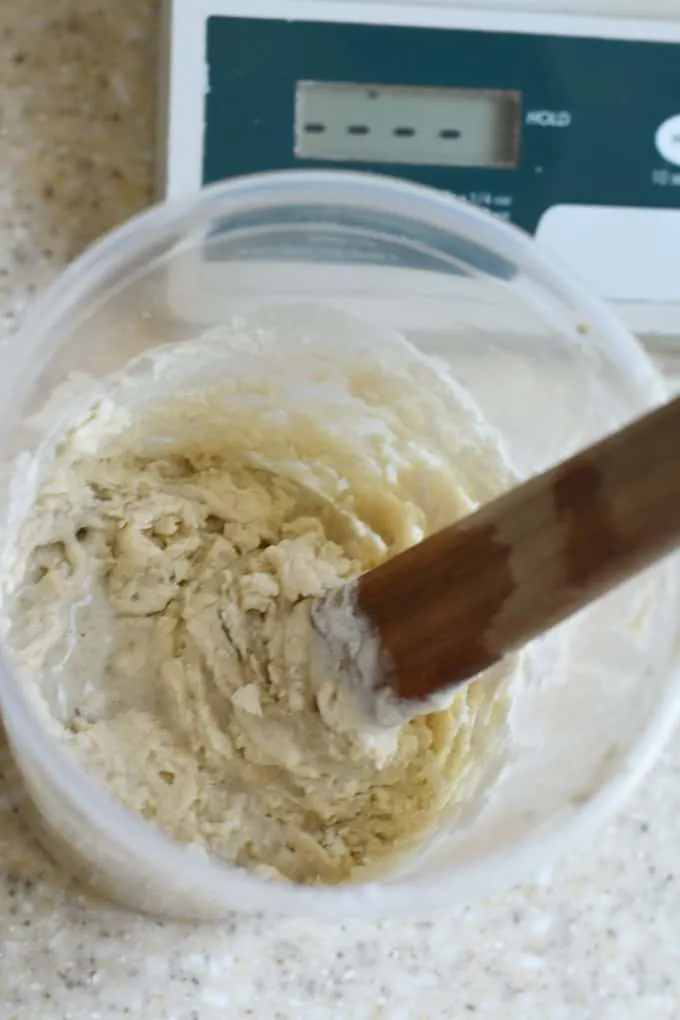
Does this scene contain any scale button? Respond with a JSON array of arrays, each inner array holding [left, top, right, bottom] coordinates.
[[655, 115, 680, 166]]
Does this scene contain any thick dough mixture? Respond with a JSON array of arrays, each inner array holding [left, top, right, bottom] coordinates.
[[4, 310, 518, 884]]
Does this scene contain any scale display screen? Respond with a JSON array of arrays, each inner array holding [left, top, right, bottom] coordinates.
[[295, 82, 520, 169]]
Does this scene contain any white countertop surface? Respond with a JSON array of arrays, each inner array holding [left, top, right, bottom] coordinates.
[[1, 4, 680, 1018]]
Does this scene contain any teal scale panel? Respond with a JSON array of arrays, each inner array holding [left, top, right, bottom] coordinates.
[[203, 16, 680, 234]]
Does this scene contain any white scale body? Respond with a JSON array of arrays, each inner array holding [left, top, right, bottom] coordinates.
[[160, 0, 680, 347]]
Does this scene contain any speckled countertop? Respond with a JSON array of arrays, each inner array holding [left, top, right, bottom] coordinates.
[[1, 4, 680, 1019]]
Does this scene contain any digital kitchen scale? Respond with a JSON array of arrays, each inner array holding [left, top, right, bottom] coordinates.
[[159, 0, 680, 337]]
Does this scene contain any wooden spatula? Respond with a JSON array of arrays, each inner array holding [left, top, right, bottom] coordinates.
[[311, 393, 680, 723]]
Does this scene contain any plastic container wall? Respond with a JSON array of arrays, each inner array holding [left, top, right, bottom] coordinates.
[[0, 171, 678, 919]]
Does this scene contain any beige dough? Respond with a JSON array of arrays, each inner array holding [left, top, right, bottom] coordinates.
[[4, 311, 519, 884]]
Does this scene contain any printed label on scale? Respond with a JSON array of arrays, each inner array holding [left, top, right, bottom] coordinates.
[[652, 167, 680, 187], [458, 191, 514, 220], [524, 110, 572, 128]]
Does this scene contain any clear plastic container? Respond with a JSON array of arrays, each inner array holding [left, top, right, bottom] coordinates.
[[0, 170, 678, 920]]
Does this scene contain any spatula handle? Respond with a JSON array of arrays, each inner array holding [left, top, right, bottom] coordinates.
[[356, 394, 680, 703]]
